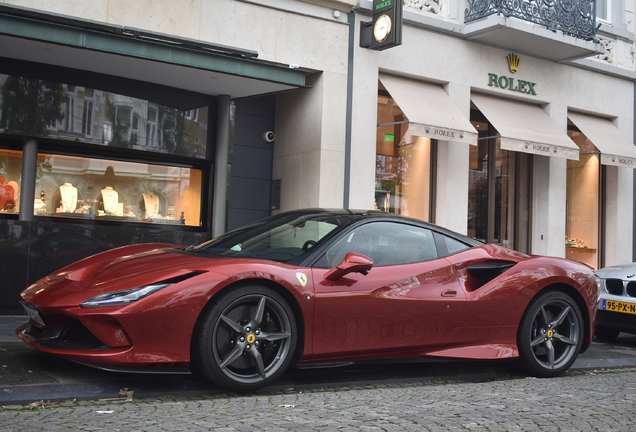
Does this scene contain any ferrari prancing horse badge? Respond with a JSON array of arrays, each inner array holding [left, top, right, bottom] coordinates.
[[296, 272, 308, 287]]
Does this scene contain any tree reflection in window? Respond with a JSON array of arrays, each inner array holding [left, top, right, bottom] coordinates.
[[0, 75, 208, 159]]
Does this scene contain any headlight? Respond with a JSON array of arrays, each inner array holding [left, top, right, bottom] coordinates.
[[80, 283, 171, 308]]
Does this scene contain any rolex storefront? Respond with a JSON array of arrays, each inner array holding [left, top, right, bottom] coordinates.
[[350, 4, 636, 270]]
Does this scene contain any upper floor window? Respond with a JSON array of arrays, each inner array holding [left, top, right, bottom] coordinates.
[[597, 0, 610, 21]]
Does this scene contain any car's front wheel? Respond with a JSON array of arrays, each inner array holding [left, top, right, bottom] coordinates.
[[517, 290, 584, 377], [192, 284, 297, 392]]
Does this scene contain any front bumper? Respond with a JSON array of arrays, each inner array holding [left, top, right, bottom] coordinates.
[[595, 309, 636, 334], [17, 322, 191, 372], [18, 321, 110, 350]]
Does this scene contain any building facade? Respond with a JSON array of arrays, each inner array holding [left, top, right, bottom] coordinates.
[[349, 0, 636, 274], [0, 0, 634, 313]]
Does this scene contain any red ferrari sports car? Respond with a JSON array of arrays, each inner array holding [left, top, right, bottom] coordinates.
[[18, 209, 598, 391]]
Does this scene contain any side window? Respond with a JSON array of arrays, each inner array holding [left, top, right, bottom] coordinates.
[[444, 236, 471, 255], [434, 231, 472, 257], [324, 222, 438, 268]]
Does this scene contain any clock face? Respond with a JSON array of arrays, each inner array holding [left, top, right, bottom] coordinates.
[[373, 14, 392, 43]]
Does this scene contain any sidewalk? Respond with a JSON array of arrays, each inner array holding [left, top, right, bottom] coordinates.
[[1, 315, 636, 406]]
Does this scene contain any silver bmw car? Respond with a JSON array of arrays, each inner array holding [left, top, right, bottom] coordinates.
[[595, 263, 636, 341]]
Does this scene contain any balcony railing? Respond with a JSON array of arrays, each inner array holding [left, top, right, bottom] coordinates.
[[464, 0, 600, 42]]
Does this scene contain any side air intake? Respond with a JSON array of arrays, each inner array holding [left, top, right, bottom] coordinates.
[[467, 260, 516, 289]]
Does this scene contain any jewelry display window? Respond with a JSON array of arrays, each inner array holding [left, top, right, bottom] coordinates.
[[34, 153, 202, 226], [0, 149, 21, 214]]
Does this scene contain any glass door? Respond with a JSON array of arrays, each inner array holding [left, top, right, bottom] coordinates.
[[566, 125, 601, 269], [468, 113, 530, 251], [375, 82, 435, 222]]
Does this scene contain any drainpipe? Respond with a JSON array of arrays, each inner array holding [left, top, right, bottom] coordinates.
[[343, 10, 356, 209], [212, 94, 231, 237]]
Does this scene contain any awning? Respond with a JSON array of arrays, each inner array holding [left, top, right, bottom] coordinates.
[[0, 4, 311, 107], [379, 74, 478, 145], [568, 112, 636, 168], [471, 93, 580, 160]]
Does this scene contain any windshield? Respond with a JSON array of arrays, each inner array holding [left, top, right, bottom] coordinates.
[[193, 212, 354, 263]]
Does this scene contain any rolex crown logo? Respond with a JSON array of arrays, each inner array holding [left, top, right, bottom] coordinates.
[[507, 53, 520, 73]]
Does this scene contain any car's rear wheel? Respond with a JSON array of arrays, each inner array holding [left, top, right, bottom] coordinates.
[[517, 290, 583, 377], [192, 284, 297, 392], [594, 325, 620, 342]]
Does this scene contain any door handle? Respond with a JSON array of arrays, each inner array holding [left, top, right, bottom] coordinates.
[[441, 289, 457, 297]]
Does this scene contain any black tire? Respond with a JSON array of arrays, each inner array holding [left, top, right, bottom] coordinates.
[[594, 325, 620, 342], [192, 284, 297, 392], [517, 290, 584, 377]]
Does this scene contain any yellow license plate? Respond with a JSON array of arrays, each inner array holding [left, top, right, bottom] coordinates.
[[602, 299, 636, 314]]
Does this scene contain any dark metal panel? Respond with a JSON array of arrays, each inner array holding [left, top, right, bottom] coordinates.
[[232, 146, 274, 180], [228, 177, 271, 210], [227, 207, 271, 232]]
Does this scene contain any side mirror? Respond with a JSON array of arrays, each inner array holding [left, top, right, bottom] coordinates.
[[324, 252, 373, 281]]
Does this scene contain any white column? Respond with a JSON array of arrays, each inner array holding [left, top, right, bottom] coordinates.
[[435, 82, 471, 234], [605, 165, 634, 266], [532, 102, 567, 258], [346, 68, 378, 210], [604, 113, 634, 266]]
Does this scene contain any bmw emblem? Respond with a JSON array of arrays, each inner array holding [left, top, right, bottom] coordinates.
[[627, 274, 634, 278]]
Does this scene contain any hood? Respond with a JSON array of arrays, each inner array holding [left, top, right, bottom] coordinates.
[[595, 263, 636, 280], [23, 247, 218, 307]]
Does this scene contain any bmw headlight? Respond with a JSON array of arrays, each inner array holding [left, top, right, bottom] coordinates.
[[80, 283, 171, 308]]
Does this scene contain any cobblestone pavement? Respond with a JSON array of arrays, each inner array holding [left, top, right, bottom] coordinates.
[[1, 368, 635, 432]]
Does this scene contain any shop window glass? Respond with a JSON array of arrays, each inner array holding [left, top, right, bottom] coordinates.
[[566, 128, 600, 269], [34, 153, 202, 226], [0, 74, 208, 159], [375, 84, 433, 221], [147, 107, 158, 148], [103, 122, 113, 143], [468, 118, 516, 248], [0, 149, 22, 214], [113, 106, 132, 145], [82, 100, 93, 136], [64, 96, 75, 132]]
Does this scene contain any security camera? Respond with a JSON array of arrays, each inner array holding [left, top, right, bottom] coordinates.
[[263, 131, 275, 143]]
